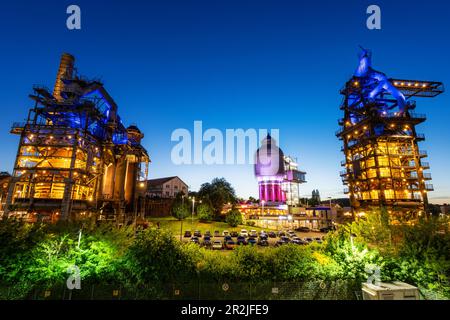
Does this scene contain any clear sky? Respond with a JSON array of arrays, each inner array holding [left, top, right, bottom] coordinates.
[[1, 0, 449, 203]]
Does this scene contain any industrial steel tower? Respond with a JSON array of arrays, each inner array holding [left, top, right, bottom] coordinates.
[[4, 53, 149, 222], [336, 48, 444, 219]]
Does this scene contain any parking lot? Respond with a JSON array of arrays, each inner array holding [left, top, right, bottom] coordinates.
[[179, 229, 326, 249]]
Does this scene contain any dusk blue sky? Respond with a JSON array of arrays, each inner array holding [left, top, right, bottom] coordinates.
[[1, 0, 449, 203]]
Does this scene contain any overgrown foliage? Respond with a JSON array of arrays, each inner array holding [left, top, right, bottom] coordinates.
[[197, 203, 213, 222], [0, 211, 448, 299], [197, 178, 237, 218], [225, 208, 243, 227]]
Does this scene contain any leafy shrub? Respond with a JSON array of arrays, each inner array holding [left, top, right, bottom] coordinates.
[[197, 203, 213, 222], [225, 209, 243, 227]]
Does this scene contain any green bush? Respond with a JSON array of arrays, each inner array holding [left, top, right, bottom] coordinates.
[[0, 214, 448, 299], [171, 202, 189, 220], [225, 208, 243, 227], [197, 203, 213, 222]]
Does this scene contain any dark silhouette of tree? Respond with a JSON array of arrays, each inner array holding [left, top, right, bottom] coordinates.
[[197, 178, 237, 219]]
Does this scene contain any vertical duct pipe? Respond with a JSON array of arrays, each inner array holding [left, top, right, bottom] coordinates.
[[53, 53, 75, 101]]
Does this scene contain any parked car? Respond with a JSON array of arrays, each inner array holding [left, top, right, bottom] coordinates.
[[296, 226, 311, 233], [212, 240, 223, 250], [203, 236, 212, 247], [277, 231, 286, 237], [205, 230, 211, 237], [222, 230, 229, 236], [292, 238, 308, 245], [314, 237, 323, 244], [236, 236, 247, 245], [319, 226, 333, 233], [184, 231, 192, 238], [303, 237, 313, 243], [240, 229, 248, 238], [257, 239, 269, 246], [214, 230, 220, 237], [225, 240, 237, 250], [280, 236, 290, 243], [224, 235, 232, 242], [194, 230, 202, 238], [248, 237, 257, 246], [287, 231, 296, 238], [268, 231, 277, 238], [275, 239, 287, 247], [191, 236, 200, 244], [259, 234, 268, 240], [250, 230, 258, 238], [230, 231, 239, 237], [258, 230, 267, 236]]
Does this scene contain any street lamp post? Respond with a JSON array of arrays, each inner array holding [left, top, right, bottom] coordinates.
[[180, 217, 183, 242], [327, 197, 332, 227], [191, 196, 195, 226], [134, 181, 146, 236]]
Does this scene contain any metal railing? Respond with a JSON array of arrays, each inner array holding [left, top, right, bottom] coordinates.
[[416, 133, 425, 140], [0, 280, 361, 300]]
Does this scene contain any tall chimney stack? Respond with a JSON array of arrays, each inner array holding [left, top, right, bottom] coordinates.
[[53, 53, 75, 101]]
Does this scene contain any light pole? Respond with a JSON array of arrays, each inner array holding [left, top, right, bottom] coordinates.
[[191, 196, 195, 226], [134, 181, 146, 236], [180, 216, 183, 242], [327, 197, 332, 228], [190, 197, 202, 228]]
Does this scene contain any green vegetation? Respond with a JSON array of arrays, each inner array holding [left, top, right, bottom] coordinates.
[[0, 210, 448, 299], [197, 178, 237, 218], [225, 208, 243, 227], [197, 203, 213, 222], [147, 216, 264, 235], [171, 202, 189, 221]]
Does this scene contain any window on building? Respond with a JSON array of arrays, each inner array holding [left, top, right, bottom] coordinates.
[[384, 189, 395, 199]]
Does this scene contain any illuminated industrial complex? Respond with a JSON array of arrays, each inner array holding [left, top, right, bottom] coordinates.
[[1, 49, 446, 225], [337, 49, 444, 219], [3, 53, 149, 222]]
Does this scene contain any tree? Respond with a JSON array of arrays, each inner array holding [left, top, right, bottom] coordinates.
[[248, 197, 259, 204], [171, 202, 189, 241], [226, 208, 243, 227], [197, 178, 237, 219], [197, 203, 213, 222], [171, 202, 189, 220]]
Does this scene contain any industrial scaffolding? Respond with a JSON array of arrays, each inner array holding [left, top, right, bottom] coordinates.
[[337, 49, 444, 219], [4, 53, 149, 222]]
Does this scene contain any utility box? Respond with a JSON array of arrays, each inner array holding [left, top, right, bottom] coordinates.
[[362, 281, 420, 300]]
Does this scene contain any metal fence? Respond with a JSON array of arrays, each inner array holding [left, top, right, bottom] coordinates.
[[0, 280, 362, 300]]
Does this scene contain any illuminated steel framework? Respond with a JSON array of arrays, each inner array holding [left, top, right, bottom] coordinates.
[[4, 53, 149, 221], [337, 53, 444, 218]]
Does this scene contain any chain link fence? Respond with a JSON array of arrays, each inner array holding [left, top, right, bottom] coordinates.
[[0, 280, 362, 300]]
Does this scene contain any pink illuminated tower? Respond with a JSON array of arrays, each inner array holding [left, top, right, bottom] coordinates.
[[255, 134, 307, 206], [254, 134, 286, 204]]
